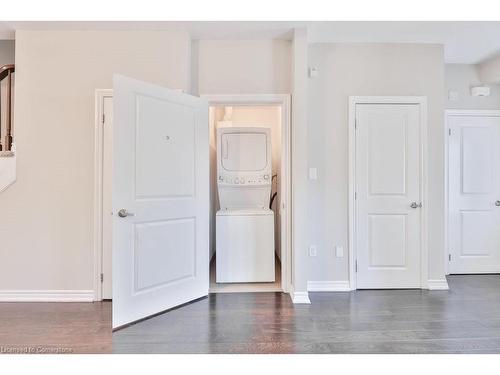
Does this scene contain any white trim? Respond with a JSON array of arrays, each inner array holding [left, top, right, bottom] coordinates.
[[307, 281, 351, 292], [0, 290, 95, 302], [444, 111, 450, 275], [202, 94, 290, 106], [290, 288, 311, 304], [93, 89, 113, 302], [427, 279, 450, 290], [444, 109, 500, 275], [202, 94, 293, 295], [348, 96, 429, 290], [446, 109, 500, 117]]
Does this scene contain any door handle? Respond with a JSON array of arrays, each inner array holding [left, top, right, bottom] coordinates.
[[117, 209, 134, 218], [410, 202, 422, 209], [495, 201, 500, 207]]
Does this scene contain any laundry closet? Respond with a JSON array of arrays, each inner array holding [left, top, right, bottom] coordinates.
[[208, 105, 282, 293]]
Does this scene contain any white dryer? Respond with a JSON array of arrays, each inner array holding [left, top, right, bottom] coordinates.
[[216, 127, 275, 283]]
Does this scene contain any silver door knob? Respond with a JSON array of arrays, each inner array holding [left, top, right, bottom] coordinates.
[[117, 209, 134, 218], [410, 202, 422, 209], [495, 201, 500, 207]]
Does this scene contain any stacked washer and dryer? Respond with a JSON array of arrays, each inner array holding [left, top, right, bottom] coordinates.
[[215, 127, 275, 283]]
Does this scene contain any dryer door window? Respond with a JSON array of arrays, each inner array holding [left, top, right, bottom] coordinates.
[[221, 132, 268, 171]]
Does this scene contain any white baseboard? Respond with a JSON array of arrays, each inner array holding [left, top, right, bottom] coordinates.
[[0, 290, 95, 302], [307, 280, 351, 292], [291, 291, 311, 304], [427, 279, 450, 290]]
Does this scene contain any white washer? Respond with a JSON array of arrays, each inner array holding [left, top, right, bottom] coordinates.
[[216, 127, 275, 283], [216, 209, 275, 282]]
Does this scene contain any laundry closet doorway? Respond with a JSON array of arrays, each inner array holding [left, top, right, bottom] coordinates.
[[205, 95, 292, 294], [94, 87, 291, 328]]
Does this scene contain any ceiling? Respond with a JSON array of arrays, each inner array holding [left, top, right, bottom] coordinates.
[[308, 22, 500, 64], [1, 21, 500, 64]]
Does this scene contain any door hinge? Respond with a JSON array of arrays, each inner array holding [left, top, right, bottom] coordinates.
[[102, 114, 105, 124], [448, 254, 451, 262], [355, 119, 358, 130], [100, 273, 104, 283], [448, 128, 451, 136], [355, 192, 357, 200], [355, 260, 358, 273]]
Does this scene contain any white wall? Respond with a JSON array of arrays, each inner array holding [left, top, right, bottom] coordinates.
[[193, 39, 291, 95], [0, 30, 191, 293], [196, 38, 292, 261], [1, 30, 452, 298], [478, 54, 500, 84], [291, 29, 310, 297], [307, 43, 446, 285], [446, 64, 500, 109]]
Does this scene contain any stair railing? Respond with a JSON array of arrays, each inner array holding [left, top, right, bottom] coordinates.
[[0, 64, 15, 152]]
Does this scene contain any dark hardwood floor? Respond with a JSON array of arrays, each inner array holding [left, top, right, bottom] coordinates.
[[113, 275, 500, 353], [0, 301, 111, 354]]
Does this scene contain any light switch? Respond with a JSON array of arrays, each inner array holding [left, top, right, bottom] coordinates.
[[309, 245, 317, 257], [335, 245, 344, 258], [309, 167, 318, 180], [308, 67, 318, 78]]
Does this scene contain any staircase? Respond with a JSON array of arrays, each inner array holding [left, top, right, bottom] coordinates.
[[0, 64, 15, 192]]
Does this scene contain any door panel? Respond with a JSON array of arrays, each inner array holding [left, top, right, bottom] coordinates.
[[133, 218, 196, 292], [449, 115, 500, 273], [461, 127, 493, 194], [135, 95, 196, 198], [460, 210, 497, 256], [356, 103, 422, 289], [112, 75, 209, 329], [368, 214, 407, 268], [368, 115, 407, 195]]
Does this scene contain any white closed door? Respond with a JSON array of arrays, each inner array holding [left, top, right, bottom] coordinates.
[[448, 114, 500, 274], [355, 103, 422, 289], [112, 75, 209, 329]]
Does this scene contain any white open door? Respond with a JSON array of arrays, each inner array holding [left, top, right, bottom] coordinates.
[[112, 75, 209, 329]]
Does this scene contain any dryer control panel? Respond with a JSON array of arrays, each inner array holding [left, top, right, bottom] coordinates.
[[218, 173, 270, 186]]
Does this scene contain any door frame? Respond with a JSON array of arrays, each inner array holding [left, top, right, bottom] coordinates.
[[202, 94, 292, 294], [348, 96, 429, 290], [93, 89, 113, 301], [94, 92, 292, 300], [444, 109, 500, 275]]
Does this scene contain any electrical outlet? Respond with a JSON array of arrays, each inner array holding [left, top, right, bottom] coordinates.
[[448, 90, 459, 101], [309, 245, 317, 257], [335, 245, 344, 258], [309, 167, 318, 180]]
